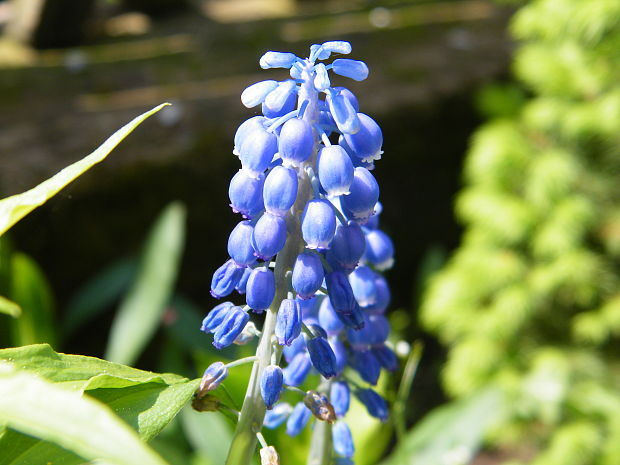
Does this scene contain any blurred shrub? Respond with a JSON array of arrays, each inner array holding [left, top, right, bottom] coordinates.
[[420, 0, 620, 463]]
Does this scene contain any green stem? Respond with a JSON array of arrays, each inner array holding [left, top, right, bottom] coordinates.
[[225, 63, 318, 465]]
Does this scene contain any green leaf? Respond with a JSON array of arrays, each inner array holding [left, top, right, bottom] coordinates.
[[380, 387, 507, 465], [0, 344, 199, 437], [9, 253, 55, 347], [105, 202, 186, 366], [0, 364, 169, 465], [181, 407, 233, 465], [0, 295, 20, 318], [63, 257, 138, 337], [0, 103, 170, 237]]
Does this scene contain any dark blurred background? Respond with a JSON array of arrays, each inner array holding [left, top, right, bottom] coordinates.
[[0, 0, 512, 423]]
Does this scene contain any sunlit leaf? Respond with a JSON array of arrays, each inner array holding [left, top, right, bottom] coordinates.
[[0, 103, 170, 236], [0, 364, 169, 465], [105, 202, 186, 366], [0, 295, 20, 318], [181, 407, 233, 465]]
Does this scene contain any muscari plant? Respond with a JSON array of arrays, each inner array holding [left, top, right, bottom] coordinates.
[[421, 0, 620, 463], [198, 41, 396, 465]]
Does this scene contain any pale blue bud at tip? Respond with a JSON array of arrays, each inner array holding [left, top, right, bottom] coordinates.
[[201, 301, 234, 333], [241, 80, 279, 108], [283, 352, 312, 386], [276, 299, 302, 346], [318, 144, 354, 196], [227, 221, 257, 267], [263, 165, 298, 217], [301, 200, 337, 250], [264, 402, 293, 429], [252, 212, 287, 260], [330, 381, 350, 418], [321, 41, 352, 56], [286, 402, 312, 436], [292, 251, 325, 300], [314, 63, 331, 91], [260, 365, 284, 409], [259, 51, 298, 69], [212, 306, 250, 349], [262, 80, 298, 118], [246, 267, 276, 312], [363, 229, 395, 270], [332, 58, 369, 81], [279, 118, 314, 165], [333, 421, 355, 458], [211, 259, 245, 298], [307, 337, 338, 378], [328, 91, 360, 135], [333, 87, 359, 113], [356, 388, 389, 422]]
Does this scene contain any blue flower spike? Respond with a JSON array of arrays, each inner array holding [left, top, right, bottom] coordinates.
[[202, 41, 398, 463]]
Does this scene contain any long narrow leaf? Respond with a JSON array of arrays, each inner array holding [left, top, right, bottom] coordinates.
[[0, 295, 20, 318], [0, 103, 170, 236], [105, 202, 186, 366], [0, 365, 169, 465]]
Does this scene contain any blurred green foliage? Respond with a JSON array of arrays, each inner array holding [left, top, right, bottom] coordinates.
[[420, 0, 620, 463]]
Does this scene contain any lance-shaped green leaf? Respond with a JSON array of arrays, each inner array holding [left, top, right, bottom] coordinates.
[[0, 103, 170, 237], [105, 202, 186, 366], [0, 364, 169, 465]]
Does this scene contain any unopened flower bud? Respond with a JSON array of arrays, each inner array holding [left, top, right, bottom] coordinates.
[[260, 446, 280, 465], [198, 361, 228, 397], [303, 390, 336, 423], [260, 365, 284, 409]]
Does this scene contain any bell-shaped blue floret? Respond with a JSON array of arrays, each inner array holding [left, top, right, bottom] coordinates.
[[283, 352, 312, 386], [260, 365, 284, 409], [212, 306, 249, 349], [252, 212, 287, 260], [246, 267, 276, 312], [341, 167, 379, 223], [332, 58, 369, 81], [318, 145, 354, 196], [286, 402, 312, 436], [373, 345, 399, 371], [361, 274, 390, 315], [292, 252, 324, 299], [241, 80, 279, 108], [332, 87, 359, 112], [301, 200, 337, 250], [341, 113, 383, 162], [264, 402, 292, 429], [318, 297, 344, 336], [275, 298, 302, 346], [365, 201, 381, 229], [355, 388, 389, 422], [307, 337, 337, 378], [263, 165, 298, 216], [239, 126, 278, 177], [349, 265, 378, 307], [260, 51, 298, 69], [363, 229, 394, 270], [279, 118, 314, 165], [228, 169, 264, 218], [327, 90, 360, 134], [325, 271, 356, 314], [235, 267, 252, 294], [199, 361, 229, 395], [227, 221, 257, 266], [211, 259, 245, 298], [327, 221, 366, 271], [349, 349, 381, 385], [283, 332, 307, 362], [335, 302, 365, 330], [201, 301, 234, 333], [330, 381, 350, 418], [314, 63, 331, 91], [332, 421, 355, 458], [233, 116, 266, 156], [262, 80, 298, 118], [347, 314, 389, 350]]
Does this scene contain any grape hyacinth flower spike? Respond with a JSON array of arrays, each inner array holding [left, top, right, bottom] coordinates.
[[199, 41, 397, 465]]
